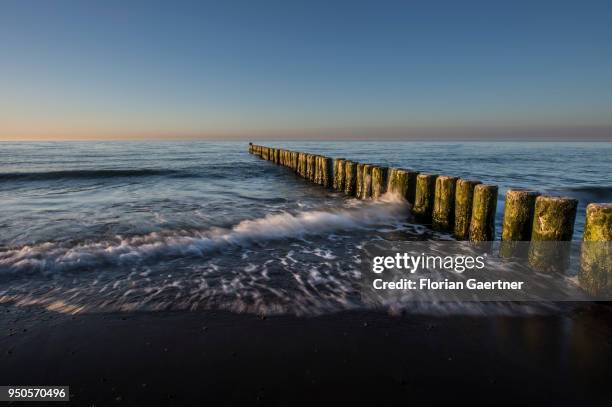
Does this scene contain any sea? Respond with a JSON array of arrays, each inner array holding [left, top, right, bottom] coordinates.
[[1, 141, 610, 315]]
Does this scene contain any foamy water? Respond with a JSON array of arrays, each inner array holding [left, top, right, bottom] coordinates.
[[0, 141, 610, 315]]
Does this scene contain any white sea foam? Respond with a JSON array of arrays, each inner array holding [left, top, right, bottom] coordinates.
[[0, 196, 410, 274]]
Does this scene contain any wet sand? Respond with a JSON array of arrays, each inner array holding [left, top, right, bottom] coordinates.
[[1, 303, 611, 406]]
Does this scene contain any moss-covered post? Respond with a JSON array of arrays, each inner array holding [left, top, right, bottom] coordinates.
[[531, 196, 578, 241], [453, 179, 481, 240], [469, 184, 498, 241], [386, 169, 406, 199], [297, 152, 306, 177], [344, 161, 357, 196], [333, 158, 346, 191], [321, 156, 332, 188], [500, 189, 539, 257], [356, 164, 364, 198], [371, 166, 388, 200], [361, 164, 373, 199], [528, 196, 577, 273], [386, 169, 417, 203], [306, 154, 315, 181], [579, 203, 611, 296], [498, 189, 539, 251], [432, 176, 458, 231], [412, 173, 437, 222], [291, 151, 298, 172]]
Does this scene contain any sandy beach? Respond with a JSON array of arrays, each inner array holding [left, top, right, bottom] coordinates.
[[1, 303, 611, 405]]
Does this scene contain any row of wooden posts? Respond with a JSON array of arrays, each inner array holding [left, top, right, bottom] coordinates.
[[249, 143, 611, 243]]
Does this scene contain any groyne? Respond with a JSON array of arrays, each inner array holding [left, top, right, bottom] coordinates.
[[248, 143, 611, 243]]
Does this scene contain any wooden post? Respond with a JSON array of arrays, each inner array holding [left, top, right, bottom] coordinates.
[[579, 203, 612, 296], [333, 159, 346, 191], [454, 179, 481, 240], [528, 196, 578, 273], [344, 161, 357, 196], [356, 163, 365, 198], [306, 154, 315, 181], [371, 166, 388, 199], [413, 173, 437, 222], [469, 184, 498, 241], [321, 156, 332, 188], [432, 175, 458, 231], [378, 168, 420, 203], [501, 189, 540, 241], [531, 196, 578, 241], [361, 164, 373, 199], [291, 151, 298, 172]]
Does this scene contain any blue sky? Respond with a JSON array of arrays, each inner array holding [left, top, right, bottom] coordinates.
[[1, 0, 611, 140]]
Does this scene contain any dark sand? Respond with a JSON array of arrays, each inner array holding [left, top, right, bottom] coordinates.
[[1, 303, 611, 406]]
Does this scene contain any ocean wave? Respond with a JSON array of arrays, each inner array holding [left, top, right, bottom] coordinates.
[[0, 169, 182, 181], [0, 195, 410, 274], [546, 186, 612, 202]]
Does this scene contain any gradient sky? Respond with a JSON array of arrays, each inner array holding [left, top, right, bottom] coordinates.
[[1, 0, 611, 140]]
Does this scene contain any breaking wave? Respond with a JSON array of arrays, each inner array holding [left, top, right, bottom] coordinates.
[[0, 195, 410, 274]]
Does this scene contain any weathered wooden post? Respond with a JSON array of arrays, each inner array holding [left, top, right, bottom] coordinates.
[[432, 175, 458, 231], [579, 203, 611, 296], [412, 173, 437, 222], [344, 161, 357, 196], [361, 164, 373, 199], [386, 168, 406, 198], [528, 196, 577, 272], [499, 189, 540, 256], [386, 168, 418, 202], [502, 189, 540, 241], [333, 158, 346, 191], [306, 154, 315, 181], [356, 164, 365, 198], [469, 184, 498, 241], [371, 166, 388, 199], [291, 151, 298, 172], [531, 196, 578, 241], [321, 156, 332, 188], [313, 156, 321, 184], [453, 179, 481, 240]]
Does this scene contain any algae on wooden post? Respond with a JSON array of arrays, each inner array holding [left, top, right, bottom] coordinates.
[[528, 196, 577, 273], [531, 196, 578, 241], [501, 189, 540, 241], [298, 153, 307, 177], [344, 161, 357, 196], [371, 166, 388, 200], [291, 152, 298, 172], [386, 169, 408, 200], [583, 203, 612, 241], [432, 175, 458, 231], [579, 203, 612, 297], [321, 156, 332, 188], [356, 164, 364, 198], [412, 173, 437, 222], [469, 184, 498, 241], [361, 164, 373, 199], [306, 154, 316, 181], [333, 159, 346, 191], [454, 179, 481, 240]]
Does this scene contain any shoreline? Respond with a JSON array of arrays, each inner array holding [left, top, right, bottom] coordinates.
[[1, 303, 611, 405]]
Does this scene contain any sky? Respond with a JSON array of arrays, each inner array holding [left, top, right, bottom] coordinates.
[[1, 0, 611, 141]]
